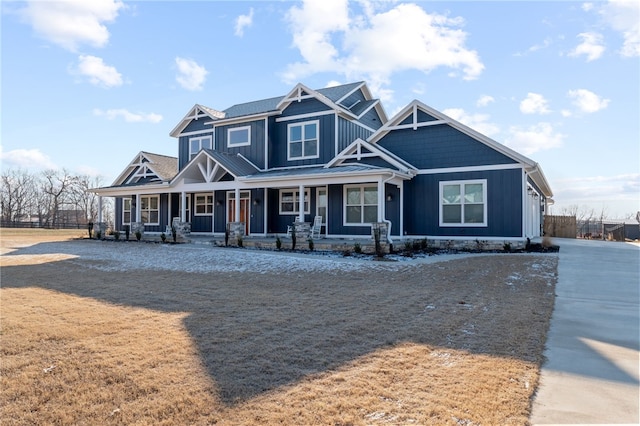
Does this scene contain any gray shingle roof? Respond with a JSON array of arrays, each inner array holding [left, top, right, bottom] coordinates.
[[316, 81, 364, 103], [141, 152, 178, 181]]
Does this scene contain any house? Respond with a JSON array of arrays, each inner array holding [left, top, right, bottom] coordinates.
[[91, 81, 553, 248]]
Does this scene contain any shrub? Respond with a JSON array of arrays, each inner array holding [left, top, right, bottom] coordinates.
[[135, 230, 142, 241], [353, 242, 362, 254], [412, 239, 421, 251], [161, 233, 166, 243], [308, 238, 314, 251], [404, 240, 413, 255], [291, 226, 297, 250], [95, 231, 102, 240], [503, 242, 512, 252], [276, 236, 282, 250], [171, 226, 177, 243], [237, 235, 243, 248], [124, 225, 130, 241], [420, 238, 428, 252], [113, 230, 120, 241]]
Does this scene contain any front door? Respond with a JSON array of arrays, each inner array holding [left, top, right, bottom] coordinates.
[[227, 191, 250, 235]]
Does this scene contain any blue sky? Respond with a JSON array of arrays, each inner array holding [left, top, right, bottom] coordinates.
[[2, 0, 639, 218]]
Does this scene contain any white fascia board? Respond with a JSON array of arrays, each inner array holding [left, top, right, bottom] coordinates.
[[169, 104, 219, 138], [416, 163, 524, 175], [336, 81, 366, 105], [239, 169, 412, 187], [111, 151, 150, 186], [203, 111, 277, 127], [277, 83, 358, 120], [90, 182, 170, 197]]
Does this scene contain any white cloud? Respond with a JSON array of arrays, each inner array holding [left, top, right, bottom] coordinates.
[[442, 108, 500, 137], [569, 32, 605, 61], [93, 108, 162, 123], [599, 0, 640, 57], [505, 123, 565, 155], [74, 55, 123, 88], [19, 0, 124, 52], [520, 93, 551, 115], [582, 3, 595, 12], [282, 1, 483, 97], [235, 7, 254, 37], [0, 146, 58, 170], [476, 95, 495, 107], [567, 89, 610, 113], [175, 57, 208, 91]]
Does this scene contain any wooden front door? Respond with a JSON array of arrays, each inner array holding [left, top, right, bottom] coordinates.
[[227, 191, 250, 235]]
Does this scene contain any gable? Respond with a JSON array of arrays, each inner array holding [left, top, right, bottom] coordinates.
[[112, 152, 177, 186], [170, 104, 225, 137], [327, 138, 416, 175]]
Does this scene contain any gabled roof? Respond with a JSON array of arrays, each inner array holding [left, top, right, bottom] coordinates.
[[326, 138, 417, 175], [369, 100, 553, 197], [275, 82, 357, 119], [169, 104, 225, 137], [171, 149, 260, 185], [111, 151, 177, 186]]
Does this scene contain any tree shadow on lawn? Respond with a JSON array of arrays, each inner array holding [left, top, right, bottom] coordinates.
[[2, 241, 560, 406]]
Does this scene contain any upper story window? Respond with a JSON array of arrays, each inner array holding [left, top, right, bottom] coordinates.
[[227, 126, 251, 147], [439, 180, 487, 227], [189, 135, 212, 160], [288, 121, 319, 160]]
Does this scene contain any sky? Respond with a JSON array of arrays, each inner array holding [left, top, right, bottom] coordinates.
[[1, 0, 639, 219]]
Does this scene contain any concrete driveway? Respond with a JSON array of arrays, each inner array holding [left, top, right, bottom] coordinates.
[[530, 238, 639, 424]]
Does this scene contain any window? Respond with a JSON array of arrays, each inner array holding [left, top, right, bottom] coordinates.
[[195, 194, 213, 215], [122, 198, 131, 225], [189, 136, 212, 160], [139, 195, 159, 225], [288, 121, 319, 160], [279, 189, 310, 215], [440, 180, 487, 226], [227, 126, 251, 147], [345, 185, 378, 224], [316, 187, 327, 225]]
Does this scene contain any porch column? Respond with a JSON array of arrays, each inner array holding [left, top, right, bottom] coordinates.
[[136, 193, 141, 223], [234, 188, 241, 222], [211, 190, 215, 233], [97, 196, 103, 223], [167, 193, 172, 228], [298, 184, 305, 223], [378, 179, 384, 223], [181, 191, 186, 222]]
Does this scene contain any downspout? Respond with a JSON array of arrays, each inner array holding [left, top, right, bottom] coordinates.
[[382, 173, 396, 245]]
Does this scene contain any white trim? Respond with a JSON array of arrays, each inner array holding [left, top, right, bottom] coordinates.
[[316, 186, 328, 228], [417, 163, 523, 175], [138, 194, 160, 226], [336, 81, 365, 105], [264, 117, 269, 170], [176, 129, 214, 138], [189, 135, 212, 160], [343, 183, 378, 226], [386, 119, 447, 131], [194, 193, 214, 216], [122, 197, 132, 225], [227, 126, 251, 147], [287, 120, 320, 161], [278, 188, 310, 215], [275, 110, 334, 122], [439, 180, 487, 227], [203, 111, 276, 127]]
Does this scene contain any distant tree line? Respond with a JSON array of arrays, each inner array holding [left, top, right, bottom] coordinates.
[[0, 168, 113, 228]]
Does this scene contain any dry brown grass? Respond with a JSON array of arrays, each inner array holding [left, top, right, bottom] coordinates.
[[0, 228, 557, 425]]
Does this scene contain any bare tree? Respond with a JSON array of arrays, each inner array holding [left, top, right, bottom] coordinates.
[[0, 169, 36, 224], [40, 169, 75, 228], [69, 175, 104, 223]]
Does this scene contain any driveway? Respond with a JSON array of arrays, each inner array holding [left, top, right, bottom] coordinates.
[[530, 238, 640, 424]]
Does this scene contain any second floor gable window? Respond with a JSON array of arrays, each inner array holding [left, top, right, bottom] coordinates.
[[189, 136, 212, 160], [288, 121, 319, 160]]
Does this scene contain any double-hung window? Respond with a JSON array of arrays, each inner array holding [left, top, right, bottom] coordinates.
[[189, 136, 212, 160], [122, 198, 132, 225], [288, 121, 319, 160], [345, 185, 378, 224], [195, 194, 213, 215], [440, 180, 487, 226], [139, 195, 159, 225], [279, 189, 310, 215], [227, 126, 251, 147]]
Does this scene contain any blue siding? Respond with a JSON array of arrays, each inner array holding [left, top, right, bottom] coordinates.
[[280, 97, 331, 117], [326, 184, 373, 236], [359, 107, 383, 130], [385, 183, 401, 236], [379, 125, 516, 170], [269, 115, 335, 168], [337, 117, 373, 152], [403, 169, 523, 237], [183, 118, 213, 134], [215, 120, 266, 169], [178, 131, 213, 170], [399, 110, 438, 125], [249, 188, 265, 234]]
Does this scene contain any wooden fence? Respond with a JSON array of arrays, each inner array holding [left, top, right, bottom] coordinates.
[[544, 215, 576, 238]]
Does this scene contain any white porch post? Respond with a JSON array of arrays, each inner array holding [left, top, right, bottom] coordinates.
[[378, 178, 384, 223], [211, 190, 215, 233], [136, 193, 141, 223], [97, 196, 103, 223], [298, 184, 305, 223], [181, 191, 186, 222], [167, 193, 172, 228], [235, 188, 241, 222]]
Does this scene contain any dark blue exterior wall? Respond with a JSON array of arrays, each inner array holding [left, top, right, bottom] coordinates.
[[403, 168, 523, 237], [379, 125, 516, 169], [215, 120, 266, 169], [266, 188, 317, 234], [178, 131, 213, 170], [269, 114, 335, 168], [337, 117, 373, 152]]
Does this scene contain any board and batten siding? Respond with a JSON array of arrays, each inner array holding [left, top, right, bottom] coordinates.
[[178, 131, 213, 170], [403, 168, 523, 237], [337, 117, 373, 153], [215, 120, 266, 169], [378, 125, 516, 170], [269, 114, 335, 168]]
